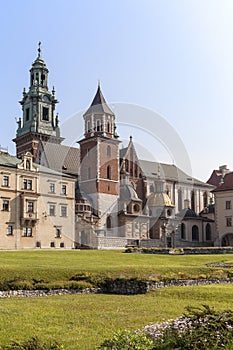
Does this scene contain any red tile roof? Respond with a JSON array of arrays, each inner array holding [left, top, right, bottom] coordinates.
[[213, 171, 233, 192]]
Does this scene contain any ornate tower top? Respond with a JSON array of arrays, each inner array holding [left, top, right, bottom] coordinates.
[[83, 83, 118, 139], [13, 43, 63, 159]]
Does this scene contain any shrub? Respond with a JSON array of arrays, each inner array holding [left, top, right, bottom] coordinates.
[[0, 336, 63, 350], [64, 280, 94, 290], [98, 330, 155, 349]]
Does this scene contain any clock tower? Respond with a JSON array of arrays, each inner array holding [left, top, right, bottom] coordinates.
[[13, 43, 63, 160], [79, 83, 121, 230]]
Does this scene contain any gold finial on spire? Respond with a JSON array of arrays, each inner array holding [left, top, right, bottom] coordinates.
[[38, 41, 41, 57]]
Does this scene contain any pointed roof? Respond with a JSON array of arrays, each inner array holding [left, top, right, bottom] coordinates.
[[84, 84, 114, 116]]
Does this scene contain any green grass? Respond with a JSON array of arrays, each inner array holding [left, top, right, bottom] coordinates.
[[0, 251, 232, 348], [0, 250, 232, 284], [0, 284, 232, 349]]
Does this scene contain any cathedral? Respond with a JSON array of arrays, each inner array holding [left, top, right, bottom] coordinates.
[[1, 44, 218, 249]]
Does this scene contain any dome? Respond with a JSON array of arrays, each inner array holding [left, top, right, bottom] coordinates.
[[147, 192, 173, 207], [120, 182, 141, 202], [178, 208, 197, 218]]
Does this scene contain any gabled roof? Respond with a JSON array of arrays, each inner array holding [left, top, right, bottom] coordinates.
[[37, 142, 80, 176], [138, 159, 212, 187], [213, 172, 233, 192], [0, 151, 73, 178], [84, 84, 114, 116], [207, 170, 223, 187]]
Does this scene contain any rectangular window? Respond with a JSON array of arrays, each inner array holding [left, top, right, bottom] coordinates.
[[55, 228, 61, 238], [61, 184, 67, 195], [226, 217, 232, 227], [23, 179, 32, 190], [27, 201, 34, 213], [226, 201, 231, 210], [50, 241, 55, 248], [60, 205, 67, 217], [3, 176, 9, 187], [42, 107, 49, 121], [23, 227, 32, 237], [7, 225, 13, 236], [49, 204, 55, 216], [2, 200, 9, 211], [49, 183, 55, 193]]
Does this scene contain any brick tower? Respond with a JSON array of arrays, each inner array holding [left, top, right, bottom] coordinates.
[[79, 82, 121, 231], [13, 43, 63, 160]]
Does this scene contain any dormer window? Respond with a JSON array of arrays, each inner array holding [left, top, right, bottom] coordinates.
[[42, 107, 49, 121]]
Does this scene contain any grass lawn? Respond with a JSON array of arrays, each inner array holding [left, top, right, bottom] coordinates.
[[0, 250, 232, 284], [0, 284, 232, 349]]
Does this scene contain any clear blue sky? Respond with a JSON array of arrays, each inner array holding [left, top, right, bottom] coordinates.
[[1, 0, 233, 181]]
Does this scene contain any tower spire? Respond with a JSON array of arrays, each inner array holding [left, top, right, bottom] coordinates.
[[38, 41, 41, 57]]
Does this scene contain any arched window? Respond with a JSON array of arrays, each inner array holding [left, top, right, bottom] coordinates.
[[178, 189, 182, 212], [181, 223, 186, 239], [107, 165, 111, 180], [206, 223, 211, 241], [192, 225, 199, 241], [86, 120, 90, 132], [106, 216, 112, 229], [203, 192, 208, 208], [107, 145, 111, 158], [96, 120, 100, 132], [191, 191, 195, 211], [125, 159, 129, 172], [107, 121, 111, 133]]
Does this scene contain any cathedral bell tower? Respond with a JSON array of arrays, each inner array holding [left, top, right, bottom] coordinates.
[[79, 82, 121, 230], [13, 42, 63, 160]]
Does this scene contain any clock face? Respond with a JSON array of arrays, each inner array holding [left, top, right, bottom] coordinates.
[[43, 95, 50, 102]]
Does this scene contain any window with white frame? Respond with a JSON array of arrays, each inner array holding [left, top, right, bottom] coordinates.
[[60, 205, 67, 217], [49, 183, 55, 193], [23, 179, 32, 190], [3, 176, 9, 187], [22, 227, 32, 237], [49, 204, 55, 216], [27, 201, 34, 213], [61, 184, 67, 195]]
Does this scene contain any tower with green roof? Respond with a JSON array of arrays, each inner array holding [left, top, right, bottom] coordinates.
[[13, 42, 63, 160]]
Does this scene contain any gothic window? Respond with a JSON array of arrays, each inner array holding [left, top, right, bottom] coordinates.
[[87, 120, 90, 132], [26, 108, 30, 121], [107, 145, 111, 158], [42, 107, 49, 121], [206, 223, 211, 241], [107, 121, 111, 133], [203, 192, 208, 208], [191, 190, 195, 211], [125, 159, 129, 172], [106, 216, 112, 229], [178, 189, 182, 212], [96, 120, 100, 132], [192, 225, 199, 241], [181, 223, 186, 239], [107, 165, 111, 180]]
